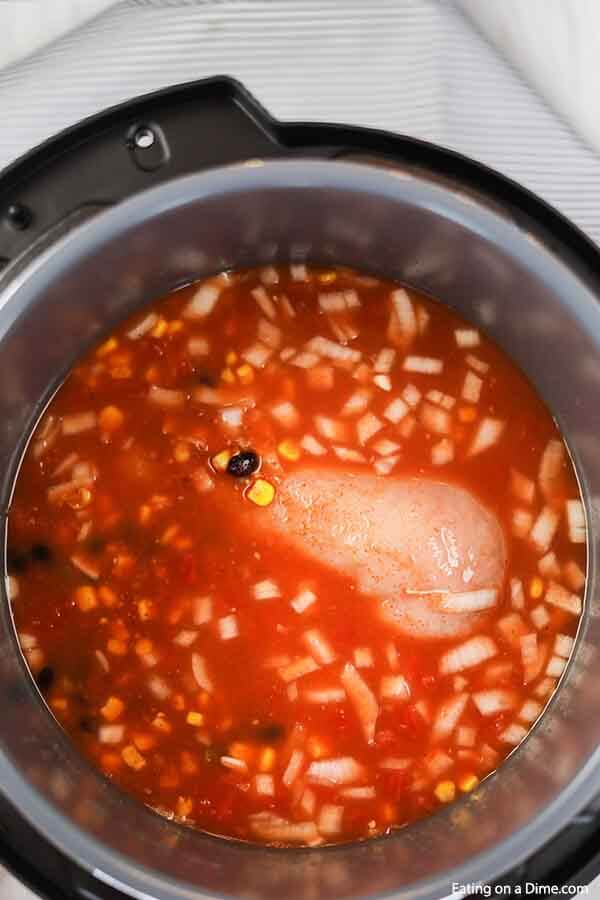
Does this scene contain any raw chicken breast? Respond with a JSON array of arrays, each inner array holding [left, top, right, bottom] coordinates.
[[265, 469, 506, 639]]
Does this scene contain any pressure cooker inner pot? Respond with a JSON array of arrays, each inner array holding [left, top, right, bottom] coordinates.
[[0, 160, 599, 900]]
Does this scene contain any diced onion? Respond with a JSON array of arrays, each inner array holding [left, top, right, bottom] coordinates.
[[303, 629, 336, 665], [300, 434, 328, 456], [420, 403, 451, 435], [529, 506, 560, 554], [563, 560, 585, 592], [510, 469, 535, 504], [519, 700, 542, 724], [290, 263, 308, 281], [184, 283, 221, 319], [258, 318, 282, 348], [314, 415, 347, 442], [306, 336, 361, 364], [191, 654, 214, 692], [402, 384, 422, 407], [253, 579, 281, 600], [62, 412, 97, 435], [538, 552, 560, 578], [379, 757, 412, 771], [538, 439, 565, 499], [374, 348, 396, 373], [380, 675, 411, 702], [173, 630, 198, 648], [383, 396, 409, 424], [318, 804, 343, 836], [431, 438, 454, 466], [220, 407, 243, 430], [353, 647, 374, 668], [440, 588, 497, 612], [148, 386, 185, 409], [304, 687, 346, 704], [127, 312, 158, 340], [249, 816, 319, 844], [566, 499, 586, 544], [291, 351, 320, 369], [439, 636, 497, 674], [241, 342, 273, 368], [306, 365, 335, 391], [341, 388, 372, 417], [496, 613, 527, 648], [357, 412, 384, 445], [465, 354, 489, 374], [425, 750, 453, 778], [259, 266, 279, 286], [279, 657, 320, 683], [510, 578, 525, 610], [306, 756, 365, 786], [499, 724, 527, 745], [99, 725, 125, 744], [546, 655, 567, 677], [221, 755, 248, 773], [555, 634, 574, 658], [473, 690, 516, 716], [193, 595, 213, 625], [254, 774, 275, 796], [148, 676, 171, 700], [271, 401, 300, 430], [373, 454, 401, 476], [300, 788, 316, 816], [462, 371, 483, 404], [373, 438, 401, 457], [218, 615, 239, 641], [291, 589, 317, 614], [283, 749, 305, 787], [456, 726, 476, 747], [512, 508, 533, 539], [545, 581, 582, 616], [534, 677, 556, 699], [340, 786, 376, 799], [403, 356, 443, 375], [187, 336, 210, 357], [455, 328, 480, 348], [341, 663, 379, 744], [252, 285, 277, 320], [373, 374, 392, 392], [332, 446, 367, 463], [431, 693, 469, 741], [468, 418, 505, 456], [387, 288, 417, 348], [530, 605, 550, 630]]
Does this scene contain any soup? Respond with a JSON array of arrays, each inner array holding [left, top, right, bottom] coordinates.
[[8, 265, 585, 846]]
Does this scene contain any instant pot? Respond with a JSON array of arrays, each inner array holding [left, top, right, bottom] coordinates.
[[0, 78, 599, 900]]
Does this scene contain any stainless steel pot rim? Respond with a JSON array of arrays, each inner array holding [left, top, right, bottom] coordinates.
[[0, 158, 598, 900]]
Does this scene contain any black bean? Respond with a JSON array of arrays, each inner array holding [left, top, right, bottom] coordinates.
[[227, 450, 260, 478], [31, 543, 53, 563], [79, 717, 96, 734], [36, 666, 55, 693], [7, 548, 28, 574], [255, 722, 285, 742]]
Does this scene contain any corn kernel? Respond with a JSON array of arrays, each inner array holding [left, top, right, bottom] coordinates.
[[174, 441, 191, 463], [459, 774, 479, 793], [277, 439, 301, 462], [225, 351, 238, 366], [99, 405, 124, 432], [434, 780, 456, 803], [211, 449, 232, 472], [135, 639, 153, 656], [133, 732, 156, 752], [152, 713, 172, 734], [221, 367, 236, 385], [107, 638, 127, 656], [101, 696, 124, 722], [167, 319, 184, 334], [258, 746, 276, 772], [74, 585, 97, 612], [68, 487, 92, 510], [379, 803, 396, 825], [186, 711, 204, 726], [530, 577, 544, 599], [150, 318, 168, 338], [96, 336, 118, 357], [458, 406, 477, 423], [138, 504, 152, 525], [236, 363, 255, 385], [98, 585, 118, 608], [176, 796, 194, 818], [181, 751, 199, 775], [306, 736, 330, 759], [318, 271, 337, 284], [122, 744, 146, 771], [246, 478, 276, 507], [137, 599, 154, 621], [100, 752, 122, 773], [229, 741, 254, 764]]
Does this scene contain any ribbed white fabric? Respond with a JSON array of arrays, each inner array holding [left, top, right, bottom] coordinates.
[[0, 0, 599, 245]]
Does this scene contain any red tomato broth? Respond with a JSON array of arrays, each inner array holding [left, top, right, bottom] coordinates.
[[8, 264, 585, 846]]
